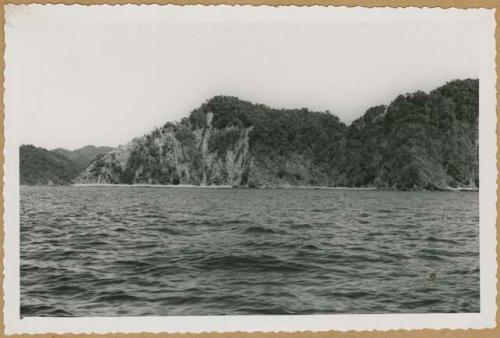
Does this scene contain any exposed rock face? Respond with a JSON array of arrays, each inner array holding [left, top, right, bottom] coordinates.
[[76, 113, 254, 186], [76, 79, 479, 190], [75, 141, 137, 184]]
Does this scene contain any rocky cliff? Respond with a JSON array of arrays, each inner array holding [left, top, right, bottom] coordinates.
[[75, 79, 478, 190], [76, 113, 254, 186]]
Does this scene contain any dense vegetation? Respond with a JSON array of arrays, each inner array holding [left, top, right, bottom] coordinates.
[[27, 79, 479, 190], [347, 79, 478, 189], [20, 145, 113, 185], [179, 79, 478, 189], [53, 145, 113, 169], [20, 145, 82, 185], [187, 97, 347, 186]]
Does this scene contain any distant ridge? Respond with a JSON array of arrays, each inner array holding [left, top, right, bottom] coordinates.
[[74, 79, 478, 191], [53, 145, 114, 169], [20, 145, 113, 185]]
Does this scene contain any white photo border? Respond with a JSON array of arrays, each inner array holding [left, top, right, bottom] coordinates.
[[3, 4, 497, 334]]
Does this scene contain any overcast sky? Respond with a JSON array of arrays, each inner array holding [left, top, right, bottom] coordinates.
[[5, 5, 484, 150]]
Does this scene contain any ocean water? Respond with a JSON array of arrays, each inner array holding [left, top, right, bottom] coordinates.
[[20, 186, 479, 317]]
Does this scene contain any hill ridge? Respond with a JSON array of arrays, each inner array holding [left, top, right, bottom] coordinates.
[[75, 78, 478, 190]]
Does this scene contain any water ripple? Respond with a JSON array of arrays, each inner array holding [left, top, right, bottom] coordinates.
[[20, 186, 479, 316]]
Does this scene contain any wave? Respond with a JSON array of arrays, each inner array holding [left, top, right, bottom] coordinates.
[[21, 304, 74, 317], [47, 284, 87, 294], [425, 236, 459, 245], [300, 244, 321, 251], [291, 223, 312, 230], [20, 187, 480, 316], [157, 227, 184, 235], [114, 259, 153, 270], [402, 298, 442, 308], [196, 254, 308, 273], [93, 291, 141, 302], [243, 226, 278, 234]]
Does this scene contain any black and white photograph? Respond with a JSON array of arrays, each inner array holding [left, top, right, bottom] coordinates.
[[3, 4, 497, 334]]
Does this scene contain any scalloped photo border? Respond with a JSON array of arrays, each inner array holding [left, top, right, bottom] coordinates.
[[1, 3, 498, 337]]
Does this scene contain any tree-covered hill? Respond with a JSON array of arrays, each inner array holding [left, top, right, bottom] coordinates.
[[20, 145, 82, 185], [187, 96, 347, 186], [20, 145, 114, 185], [77, 79, 478, 190], [53, 145, 114, 170], [346, 79, 478, 189]]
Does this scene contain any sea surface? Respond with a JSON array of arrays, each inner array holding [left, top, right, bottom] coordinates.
[[20, 186, 479, 317]]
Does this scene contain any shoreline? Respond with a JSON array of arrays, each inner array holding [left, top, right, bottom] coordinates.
[[72, 183, 373, 190], [72, 183, 376, 190], [68, 183, 477, 191], [73, 183, 233, 189]]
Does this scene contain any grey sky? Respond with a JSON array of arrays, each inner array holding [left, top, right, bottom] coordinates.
[[5, 5, 482, 150]]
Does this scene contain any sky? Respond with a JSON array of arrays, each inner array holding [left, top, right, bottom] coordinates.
[[5, 5, 484, 150]]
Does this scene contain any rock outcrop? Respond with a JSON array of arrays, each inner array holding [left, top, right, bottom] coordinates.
[[76, 113, 254, 186], [72, 78, 479, 190]]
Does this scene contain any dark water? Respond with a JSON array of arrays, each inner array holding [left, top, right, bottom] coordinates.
[[20, 186, 479, 317]]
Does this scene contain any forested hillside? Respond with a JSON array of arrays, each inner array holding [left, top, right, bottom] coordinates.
[[20, 145, 81, 185], [20, 145, 114, 185], [53, 145, 113, 169], [346, 79, 478, 189], [77, 79, 478, 190]]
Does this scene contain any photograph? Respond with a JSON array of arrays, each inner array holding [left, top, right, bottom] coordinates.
[[3, 4, 497, 334]]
